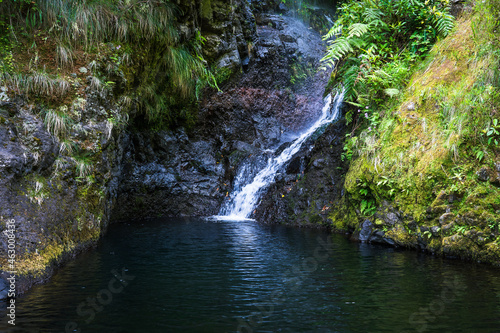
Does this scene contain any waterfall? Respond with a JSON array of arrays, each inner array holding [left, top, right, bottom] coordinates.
[[217, 90, 345, 220]]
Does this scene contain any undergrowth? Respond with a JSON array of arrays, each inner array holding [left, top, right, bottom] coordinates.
[[328, 0, 500, 261], [0, 0, 218, 128]]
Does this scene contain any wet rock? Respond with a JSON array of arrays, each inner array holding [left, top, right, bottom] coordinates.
[[450, 0, 470, 17], [369, 230, 385, 243], [312, 158, 325, 169], [385, 212, 400, 226], [277, 2, 289, 13], [233, 141, 259, 154], [384, 237, 396, 246], [253, 119, 347, 224], [442, 222, 455, 234], [442, 234, 463, 255], [448, 192, 463, 203], [215, 49, 242, 71], [359, 220, 373, 242]]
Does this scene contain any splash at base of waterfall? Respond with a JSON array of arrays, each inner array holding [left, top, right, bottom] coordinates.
[[217, 90, 345, 220]]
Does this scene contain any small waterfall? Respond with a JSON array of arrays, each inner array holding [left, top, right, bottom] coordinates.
[[218, 90, 345, 220]]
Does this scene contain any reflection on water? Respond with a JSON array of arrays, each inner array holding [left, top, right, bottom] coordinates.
[[1, 217, 500, 332]]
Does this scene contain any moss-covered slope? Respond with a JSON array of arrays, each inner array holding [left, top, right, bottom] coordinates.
[[337, 0, 500, 263]]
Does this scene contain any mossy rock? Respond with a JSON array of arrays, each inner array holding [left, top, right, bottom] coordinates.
[[442, 234, 481, 260], [384, 225, 418, 247]]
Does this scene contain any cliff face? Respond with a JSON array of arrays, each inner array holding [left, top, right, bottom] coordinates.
[[112, 4, 335, 221]]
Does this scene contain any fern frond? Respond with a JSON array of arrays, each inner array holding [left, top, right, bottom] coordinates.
[[342, 62, 362, 103], [363, 7, 384, 22], [348, 23, 370, 38], [324, 37, 355, 61], [323, 22, 343, 40], [434, 11, 454, 36]]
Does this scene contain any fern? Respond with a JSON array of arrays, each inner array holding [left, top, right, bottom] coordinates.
[[363, 7, 383, 22], [323, 22, 343, 40], [434, 11, 455, 36], [348, 23, 370, 38], [342, 62, 363, 105], [322, 0, 454, 108]]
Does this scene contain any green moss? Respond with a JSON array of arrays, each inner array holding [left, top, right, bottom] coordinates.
[[385, 225, 418, 247], [214, 66, 234, 85], [328, 197, 358, 232], [200, 0, 213, 21]]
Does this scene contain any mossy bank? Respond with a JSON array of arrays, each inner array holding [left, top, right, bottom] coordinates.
[[330, 0, 500, 264]]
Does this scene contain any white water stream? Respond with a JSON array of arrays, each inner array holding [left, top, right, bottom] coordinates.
[[217, 90, 344, 220]]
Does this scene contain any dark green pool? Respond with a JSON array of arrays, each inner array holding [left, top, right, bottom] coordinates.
[[2, 217, 500, 332]]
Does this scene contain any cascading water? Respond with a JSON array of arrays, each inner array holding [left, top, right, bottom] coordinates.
[[218, 89, 345, 220]]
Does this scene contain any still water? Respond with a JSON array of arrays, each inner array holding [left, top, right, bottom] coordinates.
[[2, 217, 500, 332]]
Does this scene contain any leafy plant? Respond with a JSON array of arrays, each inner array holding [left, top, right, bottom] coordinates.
[[321, 0, 454, 111], [377, 175, 396, 197], [26, 174, 48, 206], [341, 134, 358, 161], [3, 0, 219, 129], [484, 118, 500, 146], [73, 154, 93, 179], [357, 178, 377, 215], [454, 225, 467, 235], [360, 199, 376, 215]]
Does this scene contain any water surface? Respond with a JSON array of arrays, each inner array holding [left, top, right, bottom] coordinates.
[[1, 217, 500, 332]]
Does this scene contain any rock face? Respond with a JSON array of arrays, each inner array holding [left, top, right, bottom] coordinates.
[[112, 4, 336, 221], [252, 117, 348, 225], [0, 90, 126, 292], [176, 0, 258, 74], [112, 129, 226, 219]]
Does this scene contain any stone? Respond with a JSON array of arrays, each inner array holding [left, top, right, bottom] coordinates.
[[277, 2, 289, 13], [439, 212, 456, 225], [431, 226, 441, 237], [369, 230, 385, 243], [0, 278, 8, 300], [312, 158, 325, 168], [215, 49, 241, 71], [448, 192, 463, 203], [476, 167, 492, 182], [0, 87, 9, 102], [384, 212, 399, 226], [383, 237, 396, 246], [233, 140, 258, 154], [359, 219, 373, 242], [79, 67, 88, 74], [441, 222, 455, 233]]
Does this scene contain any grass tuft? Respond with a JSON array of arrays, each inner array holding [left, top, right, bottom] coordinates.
[[44, 107, 73, 139]]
